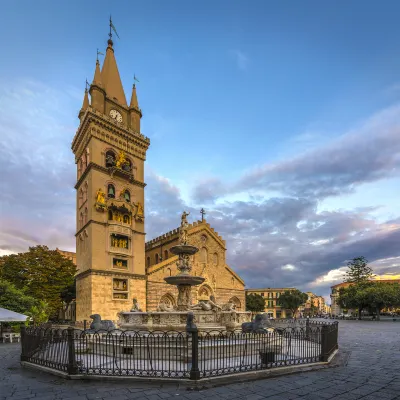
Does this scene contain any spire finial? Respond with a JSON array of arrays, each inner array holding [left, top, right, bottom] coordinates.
[[109, 15, 120, 44], [200, 208, 206, 222]]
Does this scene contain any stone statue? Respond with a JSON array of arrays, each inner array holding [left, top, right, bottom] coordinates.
[[157, 302, 175, 312], [89, 314, 116, 331], [179, 211, 190, 244], [96, 188, 106, 204], [135, 202, 144, 222], [186, 312, 197, 332], [222, 300, 236, 311], [116, 151, 127, 169], [130, 298, 142, 312], [242, 313, 273, 333], [189, 295, 222, 312], [95, 188, 106, 211]]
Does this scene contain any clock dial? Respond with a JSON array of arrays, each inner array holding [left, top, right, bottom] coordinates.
[[109, 109, 123, 123]]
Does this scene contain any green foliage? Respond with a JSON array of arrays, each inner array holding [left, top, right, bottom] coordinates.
[[26, 300, 50, 326], [61, 279, 76, 310], [277, 289, 308, 317], [0, 279, 37, 316], [246, 293, 266, 312], [0, 245, 76, 317], [344, 256, 374, 284], [338, 282, 400, 320]]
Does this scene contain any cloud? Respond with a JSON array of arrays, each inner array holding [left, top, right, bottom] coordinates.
[[191, 104, 400, 201], [230, 50, 249, 70], [0, 79, 77, 253]]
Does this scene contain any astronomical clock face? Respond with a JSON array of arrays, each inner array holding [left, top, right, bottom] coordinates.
[[109, 109, 123, 123]]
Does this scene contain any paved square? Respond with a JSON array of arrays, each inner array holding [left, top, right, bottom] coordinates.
[[1, 321, 399, 399]]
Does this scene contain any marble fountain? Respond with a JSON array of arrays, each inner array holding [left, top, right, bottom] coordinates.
[[117, 211, 252, 332]]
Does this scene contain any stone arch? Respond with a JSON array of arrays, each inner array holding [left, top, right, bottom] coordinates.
[[159, 293, 176, 309], [213, 252, 218, 266], [229, 296, 242, 311], [197, 284, 214, 300]]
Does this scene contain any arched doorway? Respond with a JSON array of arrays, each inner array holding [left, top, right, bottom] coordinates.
[[229, 296, 242, 311]]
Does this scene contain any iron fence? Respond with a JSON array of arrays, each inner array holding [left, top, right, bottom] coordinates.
[[20, 320, 338, 380]]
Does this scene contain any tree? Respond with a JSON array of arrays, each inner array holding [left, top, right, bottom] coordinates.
[[277, 290, 308, 318], [246, 293, 265, 312], [363, 283, 400, 320], [344, 256, 374, 284], [26, 300, 50, 326], [0, 246, 76, 318], [61, 279, 76, 311], [337, 284, 369, 320], [0, 279, 37, 315]]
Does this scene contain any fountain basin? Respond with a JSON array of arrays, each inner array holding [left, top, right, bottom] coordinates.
[[169, 245, 199, 255], [164, 275, 205, 286]]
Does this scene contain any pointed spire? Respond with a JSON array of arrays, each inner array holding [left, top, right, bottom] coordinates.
[[78, 88, 89, 119], [101, 39, 127, 106], [82, 88, 89, 109], [130, 83, 139, 109], [92, 59, 102, 87]]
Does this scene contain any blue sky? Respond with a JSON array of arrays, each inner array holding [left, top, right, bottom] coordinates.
[[1, 1, 400, 302]]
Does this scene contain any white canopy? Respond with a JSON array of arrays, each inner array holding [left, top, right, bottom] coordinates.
[[0, 307, 28, 322]]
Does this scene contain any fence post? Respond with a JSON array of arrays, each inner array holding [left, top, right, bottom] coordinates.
[[67, 327, 78, 375], [306, 316, 310, 340], [320, 325, 329, 362], [186, 312, 200, 380], [83, 320, 87, 330], [20, 324, 27, 362]]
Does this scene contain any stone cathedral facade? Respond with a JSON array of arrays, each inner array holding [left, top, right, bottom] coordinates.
[[71, 35, 245, 322]]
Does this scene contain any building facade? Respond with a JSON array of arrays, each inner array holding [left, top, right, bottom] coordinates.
[[245, 288, 295, 318], [68, 31, 246, 322]]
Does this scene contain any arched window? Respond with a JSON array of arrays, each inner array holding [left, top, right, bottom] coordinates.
[[164, 250, 168, 260], [84, 181, 88, 202], [146, 256, 150, 268], [78, 159, 83, 177], [108, 210, 113, 220], [167, 268, 172, 276], [107, 184, 115, 198], [82, 154, 87, 170], [155, 253, 159, 264], [79, 212, 83, 227], [84, 207, 88, 224], [213, 252, 218, 266], [123, 215, 130, 224], [231, 277, 235, 287], [123, 158, 132, 172], [124, 189, 130, 202], [79, 188, 84, 208], [105, 150, 116, 168], [86, 148, 90, 165], [200, 247, 208, 264]]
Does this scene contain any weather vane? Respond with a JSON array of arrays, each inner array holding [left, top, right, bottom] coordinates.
[[109, 15, 120, 40], [85, 79, 90, 91], [96, 48, 104, 61]]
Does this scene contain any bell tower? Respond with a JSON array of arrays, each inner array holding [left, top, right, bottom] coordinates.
[[72, 36, 150, 321]]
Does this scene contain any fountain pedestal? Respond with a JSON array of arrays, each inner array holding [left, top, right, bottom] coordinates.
[[164, 243, 205, 311]]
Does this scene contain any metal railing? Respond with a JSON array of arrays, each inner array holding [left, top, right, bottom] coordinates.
[[20, 320, 338, 380]]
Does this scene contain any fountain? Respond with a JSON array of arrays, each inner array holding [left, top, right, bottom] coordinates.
[[164, 211, 205, 310], [118, 212, 252, 331]]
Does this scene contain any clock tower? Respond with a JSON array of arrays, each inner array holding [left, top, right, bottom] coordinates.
[[72, 37, 150, 321]]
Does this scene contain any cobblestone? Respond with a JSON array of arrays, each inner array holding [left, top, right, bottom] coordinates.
[[1, 320, 400, 399]]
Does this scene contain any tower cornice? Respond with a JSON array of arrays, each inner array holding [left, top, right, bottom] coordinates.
[[72, 106, 150, 160]]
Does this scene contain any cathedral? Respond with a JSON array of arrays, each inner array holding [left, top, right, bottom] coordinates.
[[70, 31, 246, 322]]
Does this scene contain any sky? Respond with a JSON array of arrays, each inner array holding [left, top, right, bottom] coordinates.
[[1, 0, 400, 303]]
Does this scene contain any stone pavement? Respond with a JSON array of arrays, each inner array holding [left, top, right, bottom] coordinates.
[[1, 321, 399, 400]]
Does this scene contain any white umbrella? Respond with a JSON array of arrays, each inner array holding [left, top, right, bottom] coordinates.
[[0, 307, 28, 322]]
